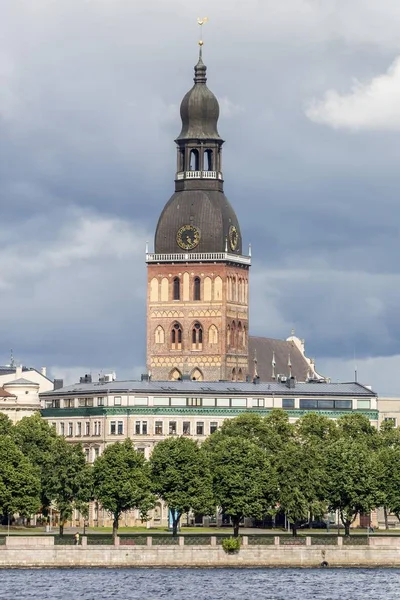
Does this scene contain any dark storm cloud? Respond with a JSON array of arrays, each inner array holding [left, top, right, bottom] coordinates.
[[2, 0, 400, 394]]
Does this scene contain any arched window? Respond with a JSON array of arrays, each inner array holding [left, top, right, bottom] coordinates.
[[155, 326, 165, 344], [192, 322, 203, 350], [194, 277, 201, 301], [231, 368, 236, 382], [150, 278, 158, 302], [231, 321, 236, 348], [204, 149, 213, 171], [169, 368, 182, 381], [190, 149, 199, 171], [191, 368, 204, 381], [208, 325, 218, 345], [238, 368, 244, 382], [227, 324, 231, 346], [171, 322, 183, 350], [238, 322, 243, 348], [243, 325, 247, 347], [173, 277, 180, 300]]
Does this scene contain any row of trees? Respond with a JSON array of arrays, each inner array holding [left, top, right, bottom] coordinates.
[[1, 410, 400, 538]]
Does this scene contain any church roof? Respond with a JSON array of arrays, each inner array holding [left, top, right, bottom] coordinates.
[[154, 189, 242, 254], [176, 55, 221, 141], [248, 336, 315, 383]]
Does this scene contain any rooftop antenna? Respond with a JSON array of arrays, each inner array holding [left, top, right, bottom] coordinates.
[[354, 346, 358, 383], [197, 16, 209, 58], [10, 349, 15, 368]]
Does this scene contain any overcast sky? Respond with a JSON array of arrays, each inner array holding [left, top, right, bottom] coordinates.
[[2, 0, 400, 395]]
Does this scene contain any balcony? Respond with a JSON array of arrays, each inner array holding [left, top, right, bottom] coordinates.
[[146, 252, 251, 266], [176, 170, 223, 181]]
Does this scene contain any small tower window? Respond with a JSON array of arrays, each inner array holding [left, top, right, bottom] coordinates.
[[171, 323, 183, 350], [194, 277, 201, 301], [192, 322, 203, 350], [231, 368, 236, 382], [204, 149, 213, 171], [190, 149, 199, 171], [173, 277, 180, 300]]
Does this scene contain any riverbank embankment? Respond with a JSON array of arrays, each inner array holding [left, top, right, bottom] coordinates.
[[1, 535, 400, 567]]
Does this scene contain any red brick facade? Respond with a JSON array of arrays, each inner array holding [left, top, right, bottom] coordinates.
[[146, 262, 249, 381]]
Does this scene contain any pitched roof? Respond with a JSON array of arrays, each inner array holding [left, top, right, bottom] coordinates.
[[0, 387, 16, 398], [5, 378, 38, 386], [248, 336, 314, 383]]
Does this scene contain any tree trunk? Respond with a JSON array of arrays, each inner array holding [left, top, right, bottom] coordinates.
[[344, 521, 350, 537], [59, 522, 64, 537], [232, 517, 240, 538], [112, 514, 119, 541], [292, 523, 297, 537], [172, 516, 179, 537], [384, 506, 389, 530]]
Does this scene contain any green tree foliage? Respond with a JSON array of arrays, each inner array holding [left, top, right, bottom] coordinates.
[[0, 413, 13, 437], [326, 438, 381, 536], [12, 414, 58, 515], [45, 438, 92, 535], [150, 436, 214, 536], [209, 436, 277, 537], [336, 413, 378, 448], [92, 439, 154, 540], [0, 436, 41, 519]]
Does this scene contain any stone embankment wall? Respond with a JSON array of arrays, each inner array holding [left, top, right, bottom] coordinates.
[[1, 536, 400, 567]]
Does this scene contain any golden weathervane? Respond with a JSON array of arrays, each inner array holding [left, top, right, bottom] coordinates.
[[197, 16, 209, 47]]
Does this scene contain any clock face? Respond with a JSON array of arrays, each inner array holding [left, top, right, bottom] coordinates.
[[176, 225, 201, 250], [229, 225, 239, 251]]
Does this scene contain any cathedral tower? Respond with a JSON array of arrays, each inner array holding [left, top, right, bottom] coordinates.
[[146, 46, 251, 382]]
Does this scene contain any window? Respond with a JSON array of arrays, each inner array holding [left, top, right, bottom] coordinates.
[[94, 421, 101, 436], [252, 398, 264, 408], [357, 400, 371, 410], [155, 325, 165, 344], [189, 149, 199, 171], [282, 399, 295, 409], [114, 396, 121, 406], [299, 399, 352, 410], [183, 421, 191, 435], [210, 422, 218, 434], [78, 398, 93, 407], [169, 421, 177, 435], [135, 421, 148, 435], [204, 148, 213, 171], [187, 398, 202, 406], [85, 421, 90, 436], [196, 422, 204, 436], [47, 399, 60, 409], [209, 325, 218, 345], [155, 421, 163, 435], [68, 422, 73, 437], [110, 421, 116, 435], [51, 422, 56, 430], [173, 277, 180, 300], [192, 322, 203, 350], [136, 447, 145, 455], [194, 277, 201, 301], [60, 422, 65, 436], [85, 448, 90, 462], [97, 397, 105, 406], [117, 421, 123, 435], [384, 417, 397, 426], [64, 399, 74, 408], [94, 447, 100, 460], [171, 323, 183, 350]]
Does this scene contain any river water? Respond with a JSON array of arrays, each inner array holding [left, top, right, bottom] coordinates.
[[1, 568, 399, 599]]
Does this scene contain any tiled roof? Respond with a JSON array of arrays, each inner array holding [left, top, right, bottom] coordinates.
[[248, 336, 312, 383], [0, 387, 16, 398], [40, 379, 376, 398]]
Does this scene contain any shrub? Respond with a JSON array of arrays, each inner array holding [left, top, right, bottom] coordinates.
[[222, 537, 241, 554]]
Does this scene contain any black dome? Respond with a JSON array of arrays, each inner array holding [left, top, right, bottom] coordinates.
[[176, 57, 221, 141], [155, 190, 242, 254]]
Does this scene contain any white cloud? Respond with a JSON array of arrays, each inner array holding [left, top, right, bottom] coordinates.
[[306, 56, 400, 130]]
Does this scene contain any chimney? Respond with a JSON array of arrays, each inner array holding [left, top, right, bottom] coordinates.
[[41, 367, 47, 377], [286, 376, 296, 389], [54, 379, 64, 390], [15, 365, 22, 379]]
